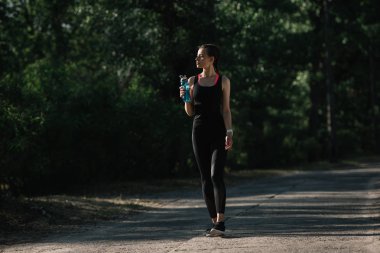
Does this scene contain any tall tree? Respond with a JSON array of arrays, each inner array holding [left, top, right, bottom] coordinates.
[[323, 0, 337, 162]]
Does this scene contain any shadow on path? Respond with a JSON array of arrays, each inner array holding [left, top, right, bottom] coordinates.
[[225, 168, 380, 238], [43, 167, 380, 243], [2, 166, 379, 253]]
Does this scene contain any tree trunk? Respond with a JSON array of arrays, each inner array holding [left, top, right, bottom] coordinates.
[[369, 42, 378, 151], [323, 0, 337, 162], [49, 0, 72, 61], [308, 0, 323, 161]]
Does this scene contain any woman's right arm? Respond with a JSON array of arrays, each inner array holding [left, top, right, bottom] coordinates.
[[181, 76, 194, 117]]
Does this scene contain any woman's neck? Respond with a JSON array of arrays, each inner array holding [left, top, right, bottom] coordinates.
[[202, 66, 217, 77]]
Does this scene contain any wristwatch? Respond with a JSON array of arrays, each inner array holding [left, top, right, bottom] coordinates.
[[226, 129, 233, 136]]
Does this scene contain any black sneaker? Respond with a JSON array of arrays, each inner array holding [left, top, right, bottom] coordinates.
[[208, 222, 225, 237], [204, 224, 214, 236]]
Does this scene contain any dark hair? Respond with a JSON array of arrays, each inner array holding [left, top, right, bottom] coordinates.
[[199, 44, 220, 73]]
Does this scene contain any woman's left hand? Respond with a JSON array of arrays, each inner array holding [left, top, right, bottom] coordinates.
[[225, 135, 233, 150]]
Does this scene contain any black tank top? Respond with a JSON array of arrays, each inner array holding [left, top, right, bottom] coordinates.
[[193, 74, 223, 122]]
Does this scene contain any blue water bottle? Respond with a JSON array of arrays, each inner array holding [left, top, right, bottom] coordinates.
[[179, 75, 191, 103]]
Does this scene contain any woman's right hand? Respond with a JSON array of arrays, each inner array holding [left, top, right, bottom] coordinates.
[[179, 86, 185, 98]]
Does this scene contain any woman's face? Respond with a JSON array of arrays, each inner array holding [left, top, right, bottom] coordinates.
[[195, 48, 214, 69]]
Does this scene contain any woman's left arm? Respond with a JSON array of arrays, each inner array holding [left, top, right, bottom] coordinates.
[[222, 76, 233, 150]]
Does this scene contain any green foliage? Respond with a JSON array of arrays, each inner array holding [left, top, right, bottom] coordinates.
[[1, 0, 379, 194], [215, 0, 316, 166]]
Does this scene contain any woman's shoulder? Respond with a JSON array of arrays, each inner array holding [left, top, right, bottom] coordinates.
[[221, 75, 230, 86], [221, 75, 230, 82]]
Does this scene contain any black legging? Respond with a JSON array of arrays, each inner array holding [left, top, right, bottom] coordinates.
[[192, 120, 227, 218]]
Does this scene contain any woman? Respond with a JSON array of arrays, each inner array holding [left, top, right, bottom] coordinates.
[[179, 44, 233, 237]]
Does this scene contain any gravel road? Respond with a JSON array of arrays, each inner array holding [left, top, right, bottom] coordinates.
[[1, 164, 379, 253]]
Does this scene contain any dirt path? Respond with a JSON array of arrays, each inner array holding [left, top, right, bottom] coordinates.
[[1, 164, 379, 253]]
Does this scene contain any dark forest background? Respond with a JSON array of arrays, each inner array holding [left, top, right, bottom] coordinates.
[[1, 0, 379, 195]]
